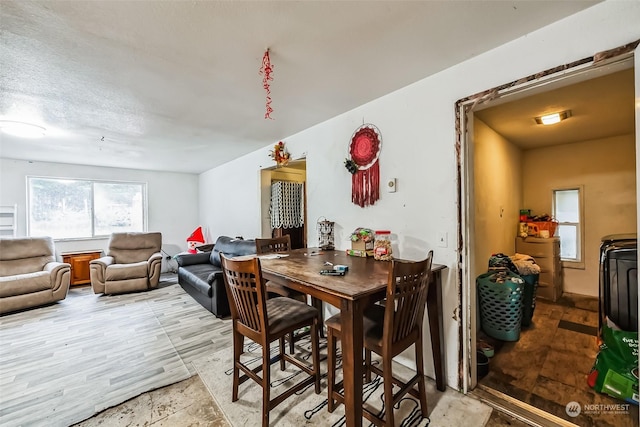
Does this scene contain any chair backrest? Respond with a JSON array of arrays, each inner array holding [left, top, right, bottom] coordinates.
[[220, 254, 268, 336], [255, 235, 291, 255], [384, 250, 434, 345], [107, 232, 162, 264], [0, 236, 56, 276]]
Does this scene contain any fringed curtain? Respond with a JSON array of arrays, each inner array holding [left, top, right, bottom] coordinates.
[[270, 181, 304, 229]]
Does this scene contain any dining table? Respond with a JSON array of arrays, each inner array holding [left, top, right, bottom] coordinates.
[[259, 248, 448, 427]]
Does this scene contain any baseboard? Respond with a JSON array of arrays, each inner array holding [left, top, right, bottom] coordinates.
[[469, 385, 580, 427]]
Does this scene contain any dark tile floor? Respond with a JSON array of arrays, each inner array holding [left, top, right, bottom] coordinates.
[[478, 293, 638, 427]]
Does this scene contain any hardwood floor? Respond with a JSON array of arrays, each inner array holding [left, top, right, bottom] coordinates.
[[0, 274, 233, 426]]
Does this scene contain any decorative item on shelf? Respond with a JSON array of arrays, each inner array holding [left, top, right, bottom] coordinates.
[[269, 141, 290, 166], [346, 124, 382, 207], [187, 226, 206, 253], [258, 48, 274, 119], [317, 217, 335, 250]]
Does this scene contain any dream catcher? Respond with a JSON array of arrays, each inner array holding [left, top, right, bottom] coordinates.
[[345, 124, 382, 207]]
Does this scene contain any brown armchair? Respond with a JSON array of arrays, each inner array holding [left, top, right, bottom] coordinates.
[[90, 232, 162, 294], [0, 236, 71, 315]]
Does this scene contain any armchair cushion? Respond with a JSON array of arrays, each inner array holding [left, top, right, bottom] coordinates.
[[106, 261, 148, 281]]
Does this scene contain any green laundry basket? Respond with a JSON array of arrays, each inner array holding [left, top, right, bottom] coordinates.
[[520, 273, 539, 327], [477, 271, 525, 341]]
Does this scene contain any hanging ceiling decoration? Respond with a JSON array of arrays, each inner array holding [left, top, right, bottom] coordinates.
[[259, 49, 274, 119], [346, 124, 382, 207]]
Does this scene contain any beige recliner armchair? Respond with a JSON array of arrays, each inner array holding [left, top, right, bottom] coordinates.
[[0, 236, 71, 315], [90, 232, 162, 294]]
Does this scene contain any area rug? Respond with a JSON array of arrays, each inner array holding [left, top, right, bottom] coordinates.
[[195, 338, 492, 427], [0, 278, 204, 427]]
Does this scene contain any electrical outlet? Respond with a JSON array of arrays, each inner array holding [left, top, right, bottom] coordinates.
[[437, 232, 448, 248]]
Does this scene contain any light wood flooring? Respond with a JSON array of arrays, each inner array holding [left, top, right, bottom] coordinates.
[[0, 274, 233, 426]]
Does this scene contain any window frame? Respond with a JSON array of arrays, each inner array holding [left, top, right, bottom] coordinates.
[[26, 176, 148, 241], [552, 185, 585, 269]]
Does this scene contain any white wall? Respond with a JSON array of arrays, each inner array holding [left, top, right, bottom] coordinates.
[[0, 159, 199, 263], [473, 119, 523, 279], [199, 1, 640, 389], [523, 134, 637, 296]]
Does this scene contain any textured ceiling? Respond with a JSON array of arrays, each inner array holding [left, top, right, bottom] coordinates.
[[0, 1, 600, 173]]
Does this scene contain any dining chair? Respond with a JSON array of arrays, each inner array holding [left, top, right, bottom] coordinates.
[[326, 251, 434, 426], [255, 235, 324, 352], [220, 253, 321, 427]]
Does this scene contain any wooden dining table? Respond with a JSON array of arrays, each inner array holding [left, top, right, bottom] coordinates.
[[259, 248, 447, 427]]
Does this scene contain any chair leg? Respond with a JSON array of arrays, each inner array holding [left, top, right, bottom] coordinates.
[[262, 343, 271, 427], [415, 337, 429, 417], [327, 327, 336, 413], [289, 331, 295, 353], [311, 318, 321, 394], [382, 356, 394, 427], [279, 336, 286, 371], [232, 331, 244, 402], [365, 348, 372, 383]]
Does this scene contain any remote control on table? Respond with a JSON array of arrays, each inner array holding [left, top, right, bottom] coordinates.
[[319, 269, 345, 276]]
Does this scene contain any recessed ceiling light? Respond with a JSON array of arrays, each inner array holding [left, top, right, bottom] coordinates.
[[534, 110, 571, 126], [0, 120, 47, 138]]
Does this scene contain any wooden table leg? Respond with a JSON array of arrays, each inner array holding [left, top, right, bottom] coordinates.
[[341, 298, 364, 427], [427, 269, 446, 391], [311, 297, 325, 338]]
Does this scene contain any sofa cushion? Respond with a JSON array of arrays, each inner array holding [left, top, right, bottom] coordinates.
[[178, 264, 222, 296], [105, 261, 148, 281], [0, 271, 51, 297], [210, 236, 257, 267], [0, 237, 56, 276]]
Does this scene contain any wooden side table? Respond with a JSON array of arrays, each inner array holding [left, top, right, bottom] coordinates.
[[61, 250, 103, 286]]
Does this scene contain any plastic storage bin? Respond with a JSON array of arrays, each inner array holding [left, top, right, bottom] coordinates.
[[477, 271, 525, 341]]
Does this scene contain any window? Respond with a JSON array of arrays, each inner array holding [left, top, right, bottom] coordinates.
[[28, 177, 146, 239], [553, 187, 583, 267]]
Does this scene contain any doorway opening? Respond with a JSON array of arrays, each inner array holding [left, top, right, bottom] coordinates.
[[259, 159, 307, 249], [457, 41, 638, 426]]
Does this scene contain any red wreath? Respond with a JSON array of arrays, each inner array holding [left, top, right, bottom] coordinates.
[[349, 125, 381, 207]]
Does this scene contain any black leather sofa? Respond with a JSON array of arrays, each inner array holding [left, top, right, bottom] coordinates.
[[175, 236, 256, 317]]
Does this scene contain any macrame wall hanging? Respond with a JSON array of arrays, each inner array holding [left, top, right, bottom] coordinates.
[[258, 49, 274, 119], [345, 124, 382, 207]]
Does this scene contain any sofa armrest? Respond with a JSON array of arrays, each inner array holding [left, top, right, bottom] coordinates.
[[148, 252, 162, 263], [90, 256, 114, 267], [44, 261, 71, 292], [175, 252, 211, 267], [90, 256, 113, 293]]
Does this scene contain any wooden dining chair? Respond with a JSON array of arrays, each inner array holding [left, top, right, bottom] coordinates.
[[255, 235, 304, 301], [256, 235, 324, 352], [220, 253, 321, 427], [326, 251, 434, 426]]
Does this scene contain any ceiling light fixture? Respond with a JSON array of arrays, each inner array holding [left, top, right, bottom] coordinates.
[[0, 120, 47, 138], [534, 110, 571, 126]]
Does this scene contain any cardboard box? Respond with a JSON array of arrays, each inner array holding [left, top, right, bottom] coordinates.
[[351, 240, 373, 251]]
